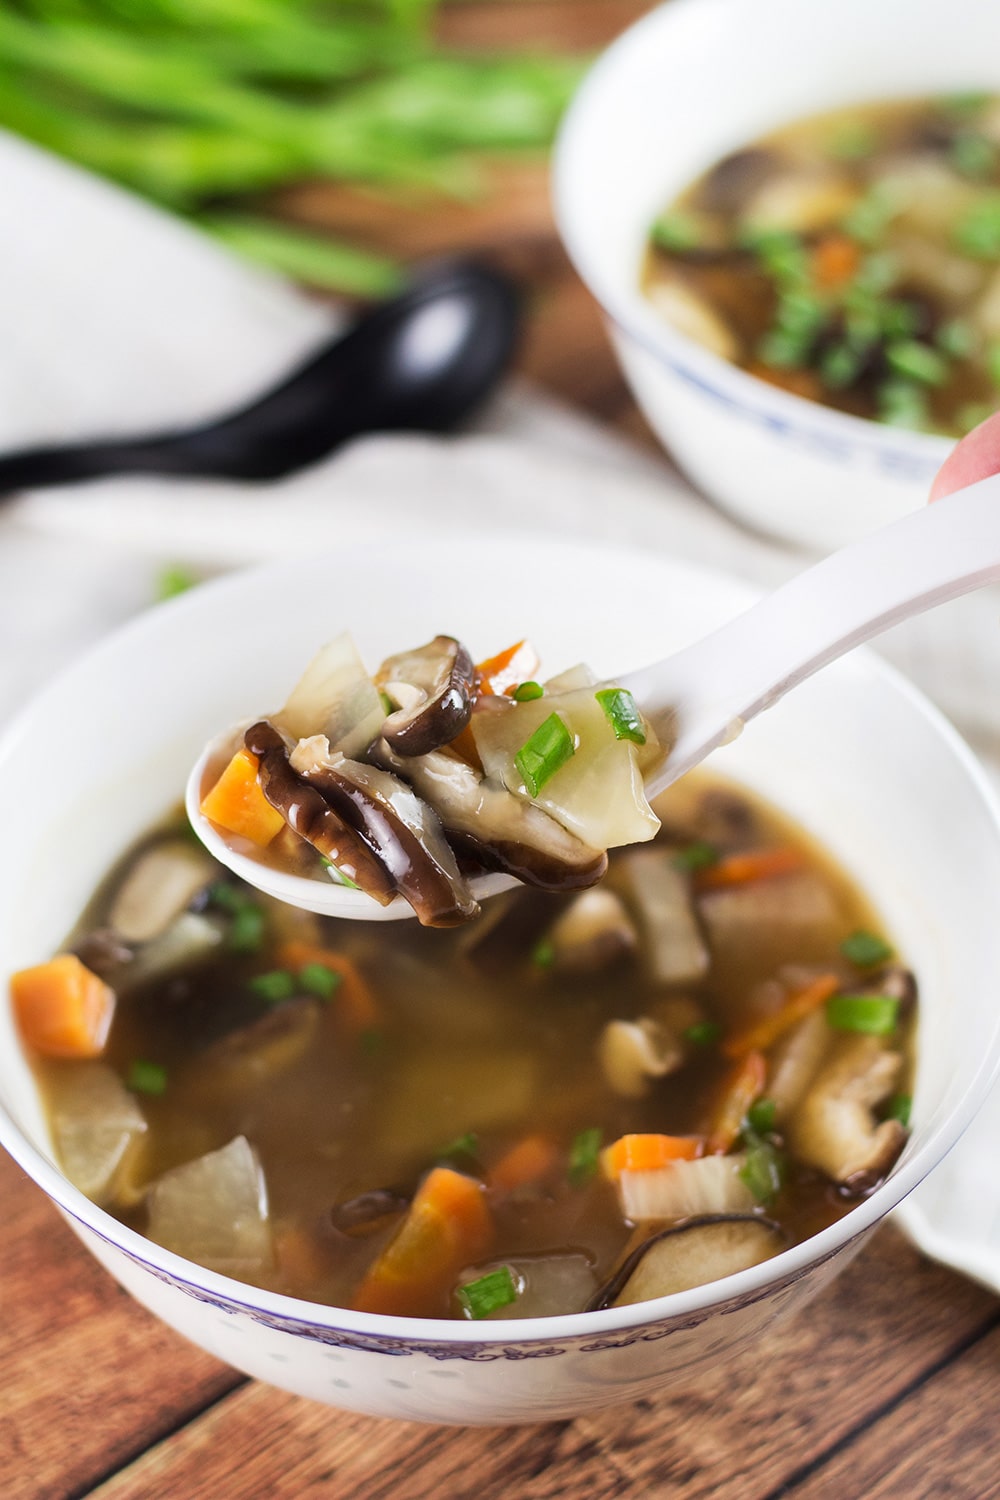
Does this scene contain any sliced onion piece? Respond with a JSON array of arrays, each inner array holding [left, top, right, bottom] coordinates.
[[276, 633, 386, 757], [146, 1135, 273, 1277], [591, 1215, 786, 1309], [617, 1153, 755, 1222], [464, 1253, 598, 1319], [50, 1062, 147, 1204]]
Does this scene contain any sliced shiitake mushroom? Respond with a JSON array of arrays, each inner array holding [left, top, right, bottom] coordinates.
[[786, 1034, 907, 1194], [109, 837, 216, 944], [376, 635, 476, 757], [546, 889, 637, 974], [330, 1189, 411, 1238], [588, 1214, 786, 1310]]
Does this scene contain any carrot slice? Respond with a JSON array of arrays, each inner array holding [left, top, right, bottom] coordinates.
[[276, 941, 379, 1032], [706, 1051, 767, 1155], [476, 640, 540, 697], [352, 1167, 493, 1318], [721, 973, 840, 1061], [695, 846, 805, 892], [11, 954, 116, 1059], [490, 1134, 559, 1193], [601, 1133, 704, 1181], [812, 233, 861, 290], [200, 748, 285, 847]]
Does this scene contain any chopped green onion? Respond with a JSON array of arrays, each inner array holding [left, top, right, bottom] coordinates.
[[514, 712, 575, 797], [820, 341, 866, 389], [941, 91, 991, 117], [321, 859, 360, 889], [456, 1265, 519, 1320], [595, 687, 646, 745], [826, 993, 900, 1035], [298, 963, 342, 1000], [954, 195, 1000, 260], [208, 880, 249, 913], [840, 930, 894, 968], [741, 228, 809, 286], [882, 1093, 913, 1128], [437, 1131, 479, 1166], [746, 1097, 777, 1136], [650, 210, 703, 253], [987, 343, 1000, 387], [739, 1137, 785, 1204], [155, 563, 199, 601], [842, 186, 898, 247], [852, 251, 899, 297], [826, 120, 877, 161], [683, 1021, 722, 1047], [876, 377, 930, 432], [511, 680, 544, 702], [531, 938, 556, 969], [885, 340, 949, 386], [951, 132, 997, 180], [248, 969, 296, 1004], [229, 904, 265, 954], [672, 840, 718, 873], [127, 1059, 168, 1096], [935, 318, 976, 359], [568, 1126, 602, 1186]]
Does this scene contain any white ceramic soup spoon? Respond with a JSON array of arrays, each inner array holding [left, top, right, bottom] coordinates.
[[187, 470, 1000, 921]]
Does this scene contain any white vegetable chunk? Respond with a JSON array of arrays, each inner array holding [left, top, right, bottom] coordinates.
[[617, 1154, 755, 1222], [51, 1062, 147, 1204], [598, 1017, 683, 1098], [276, 632, 386, 756], [465, 1254, 598, 1320], [616, 847, 709, 985], [646, 277, 740, 362], [109, 839, 215, 944], [146, 1135, 273, 1276]]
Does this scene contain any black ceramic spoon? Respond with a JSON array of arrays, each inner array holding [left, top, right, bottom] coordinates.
[[0, 260, 519, 494]]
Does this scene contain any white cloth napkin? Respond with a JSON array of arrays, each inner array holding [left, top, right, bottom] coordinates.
[[2, 128, 1000, 1292]]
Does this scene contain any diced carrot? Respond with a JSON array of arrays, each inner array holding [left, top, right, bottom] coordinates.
[[11, 954, 116, 1059], [490, 1134, 559, 1194], [475, 640, 540, 697], [721, 973, 840, 1061], [601, 1133, 704, 1182], [812, 233, 861, 290], [444, 721, 483, 769], [706, 1051, 767, 1155], [695, 846, 806, 892], [352, 1167, 493, 1318], [276, 941, 378, 1032], [200, 748, 285, 847]]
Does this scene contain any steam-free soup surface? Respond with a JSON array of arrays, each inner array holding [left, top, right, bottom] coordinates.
[[23, 773, 914, 1321]]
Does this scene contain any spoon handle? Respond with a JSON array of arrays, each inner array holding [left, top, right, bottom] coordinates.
[[625, 471, 1000, 791]]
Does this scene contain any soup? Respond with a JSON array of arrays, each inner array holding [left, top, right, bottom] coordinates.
[[12, 772, 915, 1321], [643, 94, 1000, 437]]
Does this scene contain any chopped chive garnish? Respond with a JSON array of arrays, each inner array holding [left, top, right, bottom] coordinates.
[[456, 1265, 519, 1320], [156, 564, 199, 601], [741, 228, 809, 286], [820, 341, 866, 390], [684, 1021, 722, 1047], [321, 858, 360, 889], [951, 132, 996, 179], [826, 993, 899, 1035], [298, 963, 342, 1000], [885, 340, 949, 386], [826, 120, 877, 161], [650, 210, 703, 253], [229, 904, 266, 954], [746, 1097, 777, 1135], [842, 187, 897, 247], [935, 318, 976, 358], [208, 881, 249, 913], [954, 195, 1000, 259], [877, 377, 930, 431], [595, 687, 647, 745], [672, 840, 719, 873], [941, 91, 991, 117], [568, 1126, 602, 1186], [437, 1131, 479, 1165], [840, 930, 894, 968], [511, 680, 544, 702], [514, 713, 575, 797], [127, 1060, 168, 1096], [531, 938, 556, 969], [249, 969, 296, 1004], [882, 1093, 913, 1128], [379, 690, 395, 714], [739, 1138, 785, 1204]]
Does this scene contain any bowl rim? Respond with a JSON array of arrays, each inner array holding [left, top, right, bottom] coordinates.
[[2, 540, 999, 1347], [551, 0, 953, 464]]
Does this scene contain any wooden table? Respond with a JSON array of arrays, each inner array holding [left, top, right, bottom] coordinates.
[[3, 4, 999, 1496]]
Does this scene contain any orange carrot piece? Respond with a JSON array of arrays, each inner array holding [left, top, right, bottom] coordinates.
[[352, 1167, 493, 1318], [695, 846, 805, 892], [200, 748, 285, 847], [277, 941, 379, 1032], [706, 1051, 767, 1155], [812, 233, 861, 290], [601, 1133, 704, 1182], [475, 640, 540, 697], [444, 721, 483, 769], [11, 954, 116, 1059], [490, 1134, 559, 1194], [721, 973, 841, 1061]]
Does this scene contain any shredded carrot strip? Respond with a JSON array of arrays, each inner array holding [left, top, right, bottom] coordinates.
[[352, 1167, 493, 1318], [475, 640, 540, 697], [601, 1133, 704, 1181], [721, 973, 841, 1061], [490, 1134, 559, 1193], [812, 233, 861, 290], [11, 954, 116, 1059], [276, 941, 378, 1032], [695, 846, 805, 892], [444, 721, 483, 769], [706, 1051, 767, 1155], [200, 747, 285, 847]]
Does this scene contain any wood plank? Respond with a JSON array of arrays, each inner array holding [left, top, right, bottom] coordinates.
[[77, 1228, 997, 1500], [786, 1318, 1000, 1500], [0, 1154, 241, 1500]]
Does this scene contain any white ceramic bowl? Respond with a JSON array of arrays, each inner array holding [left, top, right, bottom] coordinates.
[[2, 536, 1000, 1425], [551, 0, 1000, 551]]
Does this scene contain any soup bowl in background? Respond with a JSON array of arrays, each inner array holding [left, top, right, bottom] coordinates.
[[552, 0, 1000, 552], [1, 536, 999, 1425]]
